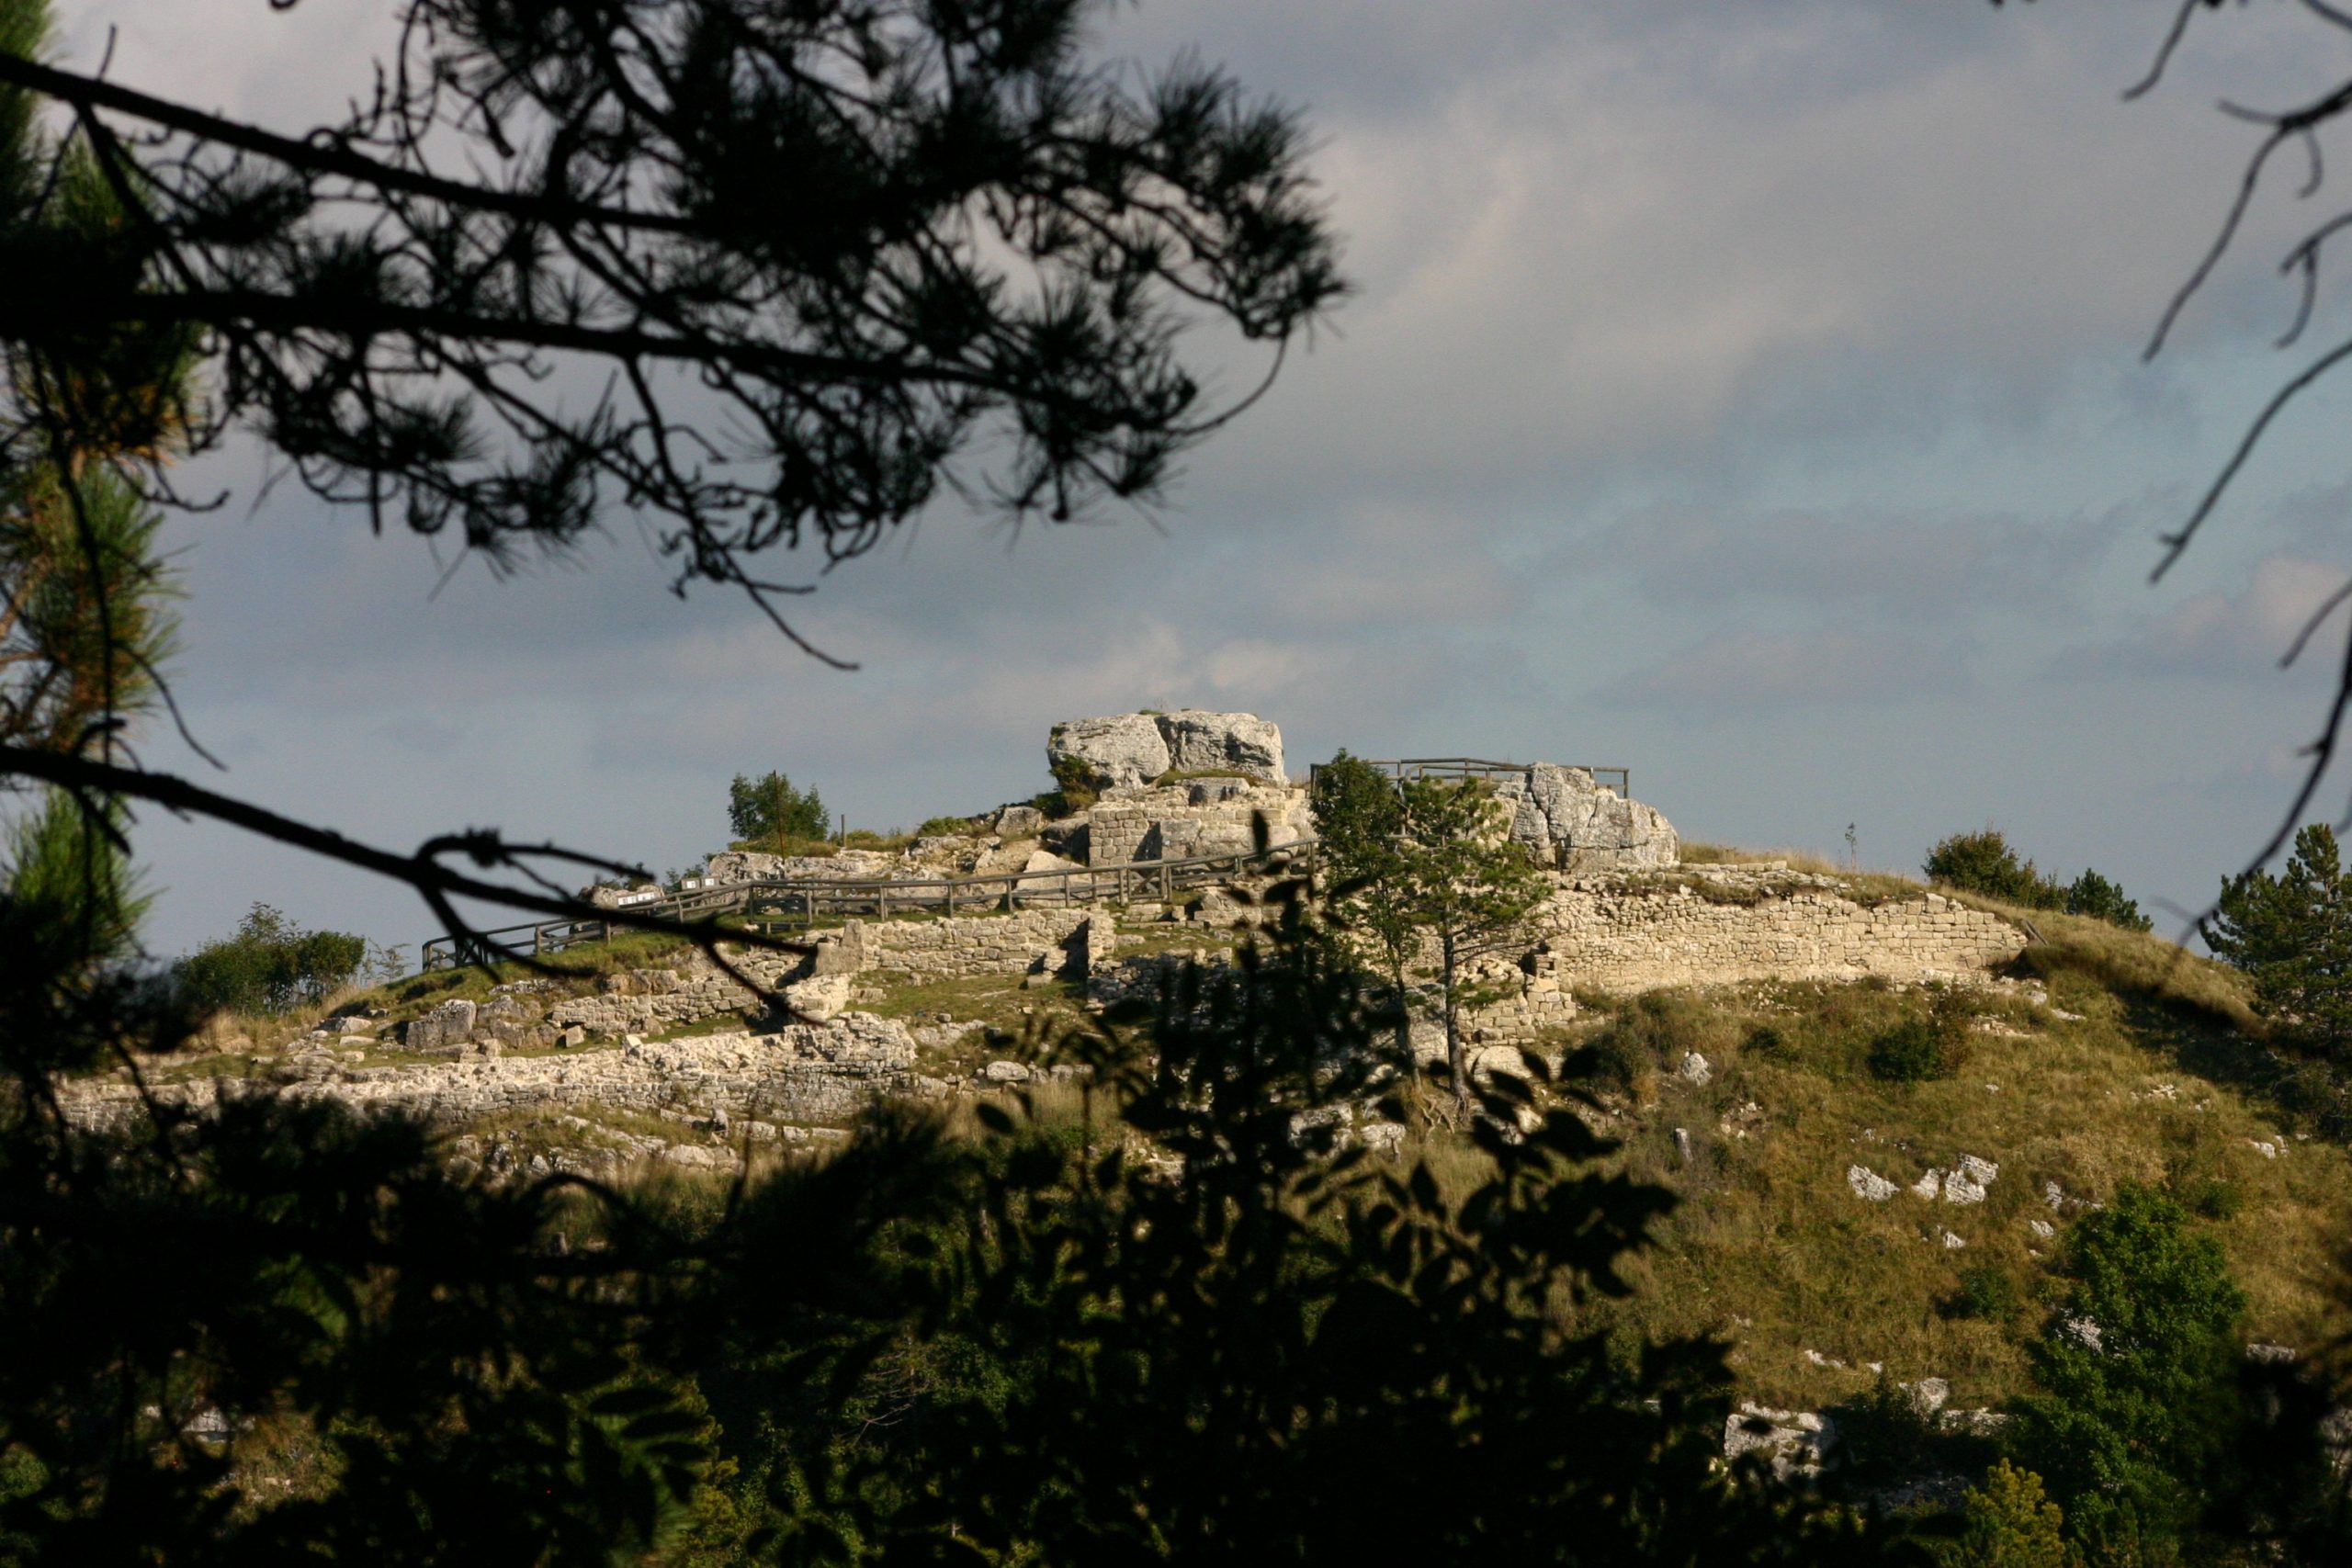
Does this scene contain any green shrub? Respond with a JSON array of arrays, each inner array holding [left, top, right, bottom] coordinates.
[[1868, 1004, 1970, 1084], [1047, 755, 1100, 812], [2063, 869, 2151, 933], [1577, 1029, 1657, 1100], [2184, 1179, 2243, 1222], [1948, 1263, 2024, 1322], [175, 903, 371, 1017], [1925, 829, 2152, 933], [918, 815, 984, 838], [1927, 829, 2060, 908], [2014, 1185, 2245, 1566]]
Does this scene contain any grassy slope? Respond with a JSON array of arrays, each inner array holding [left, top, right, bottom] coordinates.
[[1553, 863, 2350, 1416], [198, 851, 2352, 1424]]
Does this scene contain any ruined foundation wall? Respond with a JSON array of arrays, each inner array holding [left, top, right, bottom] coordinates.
[[1532, 877, 2026, 995]]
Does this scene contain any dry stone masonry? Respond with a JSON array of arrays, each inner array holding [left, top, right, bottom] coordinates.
[[67, 709, 2042, 1179], [1084, 779, 1314, 867], [1525, 867, 2024, 994], [71, 1017, 922, 1134]]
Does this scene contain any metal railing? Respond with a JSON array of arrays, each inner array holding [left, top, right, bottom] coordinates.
[[1307, 757, 1631, 798], [421, 836, 1320, 972]]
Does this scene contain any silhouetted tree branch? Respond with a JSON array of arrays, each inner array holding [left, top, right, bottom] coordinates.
[[0, 0, 1343, 964], [2004, 0, 2352, 890], [0, 0, 1345, 647]]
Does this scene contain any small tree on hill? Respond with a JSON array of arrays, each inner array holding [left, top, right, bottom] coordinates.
[[728, 771, 829, 853], [1318, 766, 1548, 1114], [2206, 823, 2352, 1054], [2063, 869, 2152, 934], [1310, 751, 1416, 1054], [1950, 1461, 2073, 1568]]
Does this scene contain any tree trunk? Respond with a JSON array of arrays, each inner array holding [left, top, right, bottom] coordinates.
[[1386, 954, 1414, 1066], [1442, 926, 1466, 1113]]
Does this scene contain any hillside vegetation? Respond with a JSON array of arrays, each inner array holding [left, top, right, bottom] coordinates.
[[1530, 854, 2344, 1419], [198, 846, 2352, 1440]]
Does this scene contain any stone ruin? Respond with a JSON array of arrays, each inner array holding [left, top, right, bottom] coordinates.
[[686, 709, 1679, 886]]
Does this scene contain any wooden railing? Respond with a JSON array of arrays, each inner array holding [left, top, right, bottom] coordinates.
[[421, 837, 1320, 972], [1307, 757, 1631, 798]]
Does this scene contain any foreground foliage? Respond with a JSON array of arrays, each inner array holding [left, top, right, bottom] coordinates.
[[0, 829, 1917, 1562]]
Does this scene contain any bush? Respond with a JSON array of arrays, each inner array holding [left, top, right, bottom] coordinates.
[[1574, 991, 1740, 1100], [1868, 1001, 1970, 1084], [1926, 829, 2060, 908], [2183, 1178, 2243, 1222], [917, 815, 983, 838], [174, 903, 370, 1017], [1926, 829, 2152, 932], [1948, 1263, 2024, 1322], [1046, 755, 1100, 813], [2014, 1185, 2245, 1566], [2063, 869, 2151, 933]]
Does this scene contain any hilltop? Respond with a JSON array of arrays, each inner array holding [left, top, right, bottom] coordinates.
[[86, 711, 2352, 1482]]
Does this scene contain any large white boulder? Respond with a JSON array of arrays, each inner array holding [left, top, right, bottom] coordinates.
[[1494, 763, 1677, 872], [1156, 709, 1285, 784], [1046, 710, 1287, 792], [1047, 714, 1172, 791]]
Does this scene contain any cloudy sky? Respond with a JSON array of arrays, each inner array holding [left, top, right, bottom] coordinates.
[[50, 0, 2352, 957]]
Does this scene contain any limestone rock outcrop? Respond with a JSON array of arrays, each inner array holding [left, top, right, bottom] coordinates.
[[1156, 709, 1285, 784], [1494, 763, 1677, 872], [1047, 713, 1171, 791], [1047, 709, 1286, 792]]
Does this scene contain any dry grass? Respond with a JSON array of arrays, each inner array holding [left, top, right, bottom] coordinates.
[[1678, 841, 1852, 878], [1551, 969, 2349, 1416], [1673, 843, 1930, 909]]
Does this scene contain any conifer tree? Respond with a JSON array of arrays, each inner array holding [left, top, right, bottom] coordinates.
[[2207, 823, 2352, 1053], [1316, 763, 1547, 1114]]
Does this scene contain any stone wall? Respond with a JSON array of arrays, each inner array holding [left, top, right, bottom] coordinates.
[[1085, 780, 1315, 867], [548, 967, 763, 1037], [1532, 871, 2025, 993], [70, 1019, 919, 1133], [854, 909, 1093, 979]]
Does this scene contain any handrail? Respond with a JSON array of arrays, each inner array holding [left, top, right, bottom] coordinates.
[[420, 835, 1319, 972]]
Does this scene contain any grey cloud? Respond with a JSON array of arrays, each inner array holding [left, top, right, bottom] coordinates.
[[1598, 627, 1976, 714], [2060, 554, 2352, 683], [1572, 503, 2123, 621], [68, 0, 2352, 962]]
